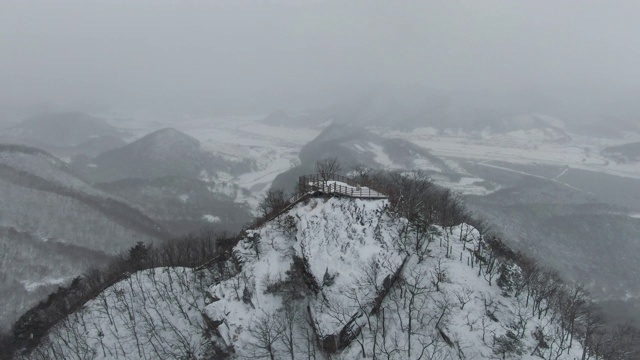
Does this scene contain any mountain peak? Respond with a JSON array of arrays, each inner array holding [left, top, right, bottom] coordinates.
[[205, 194, 587, 359], [10, 112, 121, 147], [135, 127, 200, 149], [83, 128, 204, 182]]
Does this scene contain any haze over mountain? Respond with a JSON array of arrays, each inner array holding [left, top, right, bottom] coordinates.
[[460, 162, 640, 325], [3, 112, 123, 148], [3, 2, 640, 119], [2, 1, 640, 359], [72, 135, 127, 158], [78, 128, 219, 182], [0, 144, 169, 332], [261, 87, 634, 141], [72, 127, 254, 234], [602, 141, 640, 163], [272, 123, 452, 191], [95, 176, 251, 235]]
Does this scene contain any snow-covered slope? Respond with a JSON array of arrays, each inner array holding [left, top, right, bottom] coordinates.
[[206, 197, 584, 359], [5, 112, 122, 148], [24, 195, 589, 359], [0, 144, 101, 196], [78, 127, 252, 183], [0, 145, 168, 332], [27, 267, 214, 359]]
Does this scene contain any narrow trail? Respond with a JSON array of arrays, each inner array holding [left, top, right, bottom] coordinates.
[[554, 166, 570, 179]]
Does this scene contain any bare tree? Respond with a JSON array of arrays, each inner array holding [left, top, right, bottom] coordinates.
[[402, 266, 436, 358], [350, 163, 376, 187], [430, 258, 447, 292], [453, 286, 473, 310], [258, 188, 289, 217], [316, 157, 342, 181], [579, 304, 604, 360], [276, 302, 302, 360], [246, 310, 282, 360], [509, 296, 533, 339]]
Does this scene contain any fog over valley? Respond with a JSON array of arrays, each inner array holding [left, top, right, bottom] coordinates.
[[1, 1, 640, 359]]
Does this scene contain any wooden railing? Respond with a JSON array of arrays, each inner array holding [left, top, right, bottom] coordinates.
[[255, 173, 388, 229], [298, 173, 387, 198], [197, 173, 389, 270], [309, 181, 385, 199]]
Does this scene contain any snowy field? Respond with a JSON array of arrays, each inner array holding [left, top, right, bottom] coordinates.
[[101, 114, 640, 201], [105, 114, 322, 202], [373, 127, 640, 180]]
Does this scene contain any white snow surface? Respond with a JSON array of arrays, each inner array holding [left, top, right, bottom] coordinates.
[[203, 214, 221, 223], [367, 141, 400, 170], [31, 267, 213, 359], [373, 126, 640, 180], [205, 197, 585, 359], [20, 277, 68, 292]]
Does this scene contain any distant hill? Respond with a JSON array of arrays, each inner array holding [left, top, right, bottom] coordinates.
[[78, 128, 251, 183], [261, 87, 589, 139], [272, 123, 453, 190], [602, 141, 640, 163], [5, 112, 122, 147], [261, 109, 332, 128], [0, 227, 111, 337], [261, 109, 300, 126], [0, 144, 169, 332], [73, 135, 127, 158], [96, 176, 252, 234], [261, 86, 448, 129], [569, 116, 640, 138]]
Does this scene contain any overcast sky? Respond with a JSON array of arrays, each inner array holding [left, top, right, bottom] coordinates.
[[1, 1, 639, 116]]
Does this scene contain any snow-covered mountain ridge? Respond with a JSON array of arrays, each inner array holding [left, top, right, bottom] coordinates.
[[205, 196, 585, 359], [18, 189, 602, 359]]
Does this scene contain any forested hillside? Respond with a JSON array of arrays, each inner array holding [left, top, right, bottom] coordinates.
[[0, 145, 168, 333]]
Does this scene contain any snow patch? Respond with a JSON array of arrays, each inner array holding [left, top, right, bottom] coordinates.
[[202, 214, 221, 223], [21, 277, 68, 292], [367, 141, 400, 169]]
